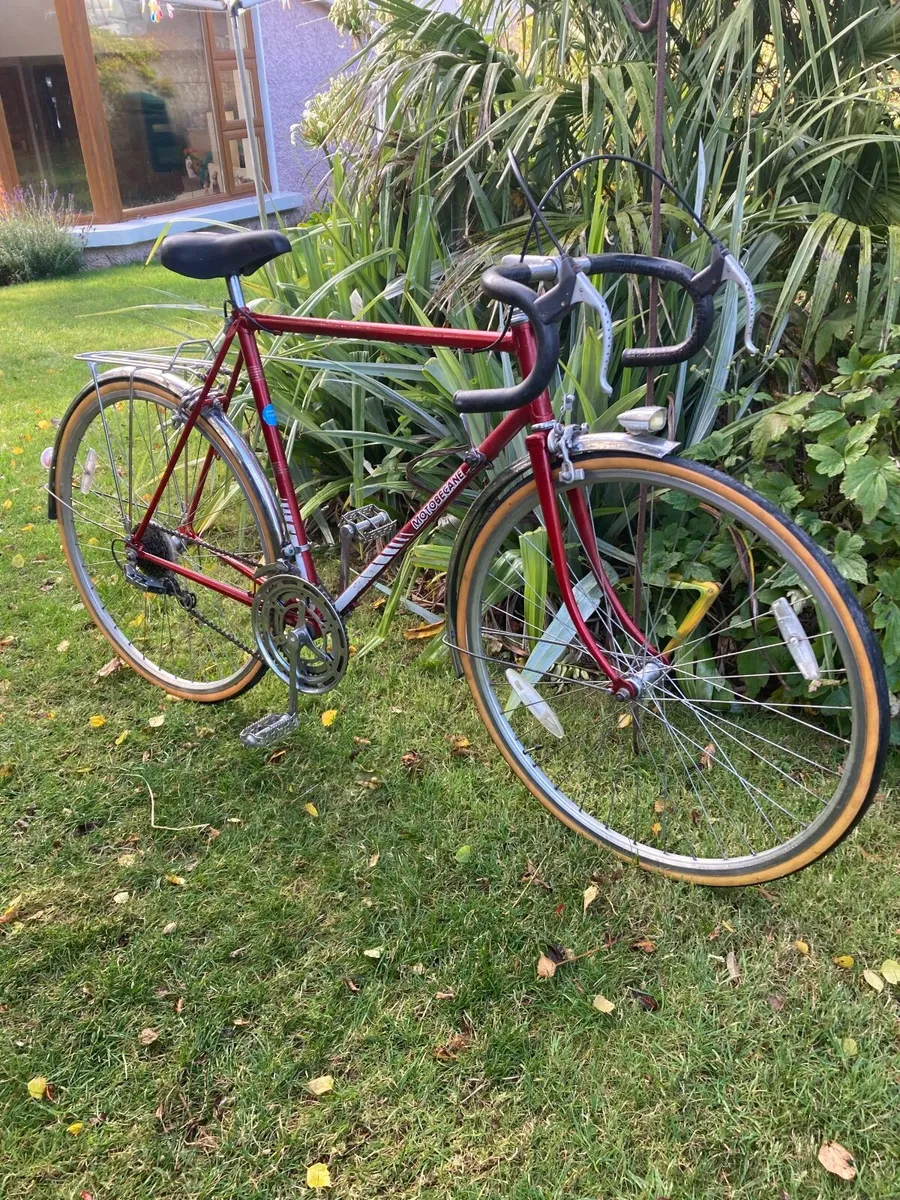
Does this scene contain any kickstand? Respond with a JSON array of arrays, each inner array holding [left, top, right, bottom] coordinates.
[[239, 630, 302, 748]]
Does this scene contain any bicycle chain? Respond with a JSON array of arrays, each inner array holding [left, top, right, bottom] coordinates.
[[144, 523, 265, 658]]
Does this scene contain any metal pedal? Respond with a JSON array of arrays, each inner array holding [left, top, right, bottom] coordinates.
[[339, 504, 396, 592], [239, 710, 300, 748], [240, 629, 302, 749]]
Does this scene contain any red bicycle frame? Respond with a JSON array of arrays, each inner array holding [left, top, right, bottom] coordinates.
[[130, 297, 646, 695]]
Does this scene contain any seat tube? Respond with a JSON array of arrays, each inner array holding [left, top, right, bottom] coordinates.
[[235, 312, 317, 582]]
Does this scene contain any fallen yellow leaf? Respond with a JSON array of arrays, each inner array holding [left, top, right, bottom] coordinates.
[[306, 1075, 334, 1096], [616, 712, 633, 729], [841, 1036, 858, 1056], [88, 715, 106, 728], [582, 884, 600, 914], [862, 968, 884, 992], [832, 954, 854, 969], [650, 822, 662, 835], [304, 802, 319, 817], [22, 523, 34, 532], [321, 709, 338, 728], [56, 640, 70, 653], [881, 958, 900, 985], [363, 946, 384, 959], [38, 420, 51, 431], [27, 1076, 48, 1100], [112, 891, 130, 905], [1, 894, 23, 925], [115, 730, 130, 747], [138, 1027, 159, 1046], [129, 613, 144, 628], [306, 1163, 332, 1189], [165, 875, 186, 887], [11, 554, 25, 569], [592, 994, 615, 1014], [148, 714, 165, 728], [793, 939, 810, 956], [66, 1121, 84, 1135]]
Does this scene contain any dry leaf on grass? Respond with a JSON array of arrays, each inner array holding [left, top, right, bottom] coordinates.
[[304, 802, 319, 817], [726, 949, 741, 985], [881, 958, 900, 985], [630, 937, 657, 955], [161, 922, 177, 935], [794, 939, 810, 955], [582, 884, 600, 914], [368, 852, 379, 868], [448, 734, 472, 756], [592, 994, 615, 1014], [363, 946, 384, 959], [520, 859, 551, 891], [165, 875, 186, 887], [27, 1076, 48, 1100], [841, 1037, 858, 1056], [817, 1141, 856, 1180], [306, 1075, 334, 1097], [66, 1121, 84, 1135], [96, 657, 123, 678], [88, 715, 106, 728], [138, 1028, 159, 1046], [862, 968, 884, 992], [112, 891, 129, 905], [698, 742, 715, 770], [148, 714, 165, 729], [434, 1032, 471, 1061], [435, 990, 455, 1000], [832, 954, 854, 969]]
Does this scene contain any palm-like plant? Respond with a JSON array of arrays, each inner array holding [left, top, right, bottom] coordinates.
[[300, 0, 900, 442]]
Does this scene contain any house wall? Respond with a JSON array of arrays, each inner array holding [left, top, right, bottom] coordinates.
[[255, 0, 349, 206], [3, 4, 64, 56]]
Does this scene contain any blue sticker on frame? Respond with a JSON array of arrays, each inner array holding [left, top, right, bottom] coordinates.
[[261, 403, 278, 426]]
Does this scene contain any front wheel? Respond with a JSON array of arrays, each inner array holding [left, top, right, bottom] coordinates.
[[456, 454, 888, 885]]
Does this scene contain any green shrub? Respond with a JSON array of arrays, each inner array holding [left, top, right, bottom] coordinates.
[[692, 338, 900, 730], [0, 184, 85, 287]]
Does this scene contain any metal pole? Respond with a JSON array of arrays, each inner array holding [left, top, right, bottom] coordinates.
[[624, 0, 667, 408], [230, 0, 270, 230]]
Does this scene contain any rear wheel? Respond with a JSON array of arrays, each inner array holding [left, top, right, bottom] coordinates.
[[456, 454, 888, 885], [55, 378, 280, 701]]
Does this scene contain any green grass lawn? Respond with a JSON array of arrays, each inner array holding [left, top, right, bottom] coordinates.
[[0, 267, 898, 1200]]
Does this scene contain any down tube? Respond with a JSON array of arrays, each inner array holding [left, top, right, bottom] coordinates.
[[334, 405, 533, 613]]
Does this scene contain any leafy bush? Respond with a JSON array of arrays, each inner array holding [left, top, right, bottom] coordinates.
[[0, 184, 85, 287], [692, 338, 900, 722]]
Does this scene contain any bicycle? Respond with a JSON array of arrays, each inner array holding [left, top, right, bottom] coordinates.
[[47, 177, 889, 886]]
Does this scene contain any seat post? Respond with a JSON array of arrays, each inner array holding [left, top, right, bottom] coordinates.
[[226, 275, 246, 310]]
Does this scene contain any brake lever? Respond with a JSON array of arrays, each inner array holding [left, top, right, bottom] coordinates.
[[721, 252, 759, 355], [569, 272, 614, 395]]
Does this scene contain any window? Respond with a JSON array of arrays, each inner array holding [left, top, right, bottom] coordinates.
[[0, 0, 270, 219], [0, 2, 90, 208], [84, 0, 267, 213]]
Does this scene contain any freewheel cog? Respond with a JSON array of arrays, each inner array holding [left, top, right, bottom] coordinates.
[[251, 573, 348, 694]]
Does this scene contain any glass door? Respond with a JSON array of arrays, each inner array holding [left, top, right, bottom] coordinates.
[[202, 11, 269, 199]]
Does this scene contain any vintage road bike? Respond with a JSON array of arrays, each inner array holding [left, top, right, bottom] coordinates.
[[47, 175, 889, 886]]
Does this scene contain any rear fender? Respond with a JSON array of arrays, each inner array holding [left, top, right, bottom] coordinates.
[[46, 369, 284, 550]]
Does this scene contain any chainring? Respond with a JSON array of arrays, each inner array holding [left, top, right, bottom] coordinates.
[[251, 573, 349, 694]]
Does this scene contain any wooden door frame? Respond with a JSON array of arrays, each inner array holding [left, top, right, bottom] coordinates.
[[0, 92, 18, 193]]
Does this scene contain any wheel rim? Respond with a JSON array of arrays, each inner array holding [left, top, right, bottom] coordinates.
[[461, 458, 878, 879], [57, 386, 273, 694]]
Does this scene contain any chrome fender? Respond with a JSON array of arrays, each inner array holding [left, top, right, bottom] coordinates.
[[47, 368, 285, 550]]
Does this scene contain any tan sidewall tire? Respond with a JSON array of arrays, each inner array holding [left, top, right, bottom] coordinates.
[[456, 454, 887, 886], [56, 380, 279, 703]]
